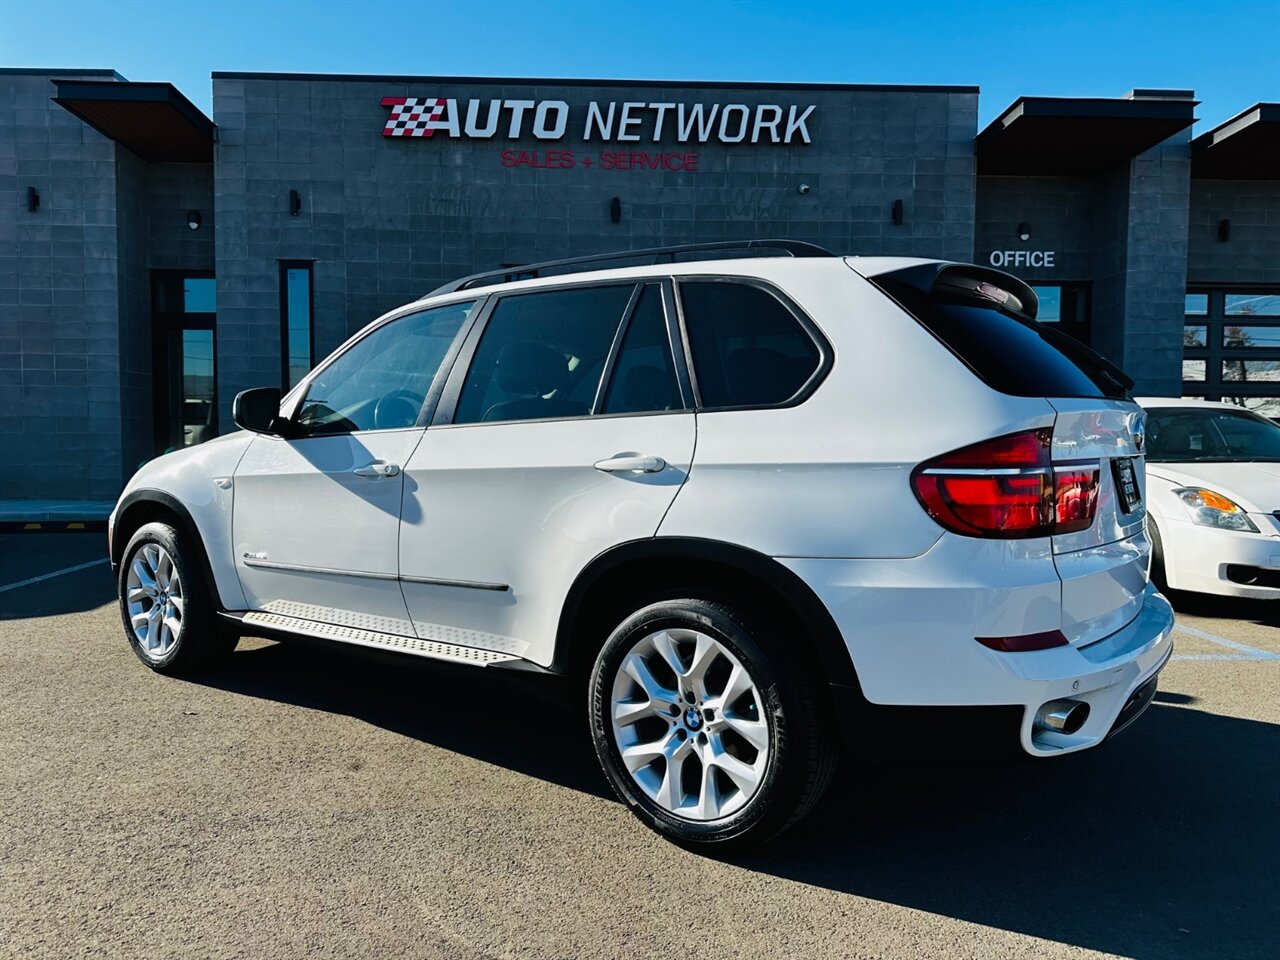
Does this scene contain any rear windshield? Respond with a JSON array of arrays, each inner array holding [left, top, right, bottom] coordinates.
[[874, 277, 1129, 400]]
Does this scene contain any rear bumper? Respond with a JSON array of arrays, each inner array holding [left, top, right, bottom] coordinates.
[[784, 545, 1176, 757]]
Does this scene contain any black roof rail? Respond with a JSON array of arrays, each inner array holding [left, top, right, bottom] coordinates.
[[422, 239, 834, 298]]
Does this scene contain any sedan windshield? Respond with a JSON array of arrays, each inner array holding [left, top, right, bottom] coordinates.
[[1145, 407, 1280, 462]]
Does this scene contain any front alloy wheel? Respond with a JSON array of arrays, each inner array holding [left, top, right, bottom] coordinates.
[[118, 521, 235, 674], [126, 543, 185, 661]]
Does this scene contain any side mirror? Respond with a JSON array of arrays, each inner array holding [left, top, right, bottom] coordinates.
[[232, 387, 287, 435]]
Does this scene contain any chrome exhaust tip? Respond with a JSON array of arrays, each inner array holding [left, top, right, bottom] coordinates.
[[1035, 699, 1091, 735]]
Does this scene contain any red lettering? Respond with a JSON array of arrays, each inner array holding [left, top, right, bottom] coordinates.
[[591, 151, 700, 173], [500, 149, 516, 168]]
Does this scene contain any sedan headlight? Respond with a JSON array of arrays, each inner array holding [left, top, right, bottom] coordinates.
[[1172, 487, 1260, 533]]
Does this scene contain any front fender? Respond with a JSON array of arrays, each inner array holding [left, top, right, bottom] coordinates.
[[111, 432, 255, 611]]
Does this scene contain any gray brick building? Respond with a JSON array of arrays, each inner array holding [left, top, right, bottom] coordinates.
[[2, 68, 1277, 504]]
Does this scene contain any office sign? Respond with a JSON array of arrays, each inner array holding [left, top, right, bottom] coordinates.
[[988, 250, 1056, 268]]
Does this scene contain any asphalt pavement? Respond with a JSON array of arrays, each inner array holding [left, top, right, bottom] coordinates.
[[1, 533, 1276, 959]]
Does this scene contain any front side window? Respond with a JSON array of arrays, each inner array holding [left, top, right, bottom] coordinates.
[[679, 281, 821, 408], [453, 284, 634, 425], [294, 301, 474, 436]]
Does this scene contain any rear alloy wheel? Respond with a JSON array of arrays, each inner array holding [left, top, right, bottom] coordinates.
[[611, 627, 771, 821], [118, 521, 236, 674], [590, 598, 835, 849]]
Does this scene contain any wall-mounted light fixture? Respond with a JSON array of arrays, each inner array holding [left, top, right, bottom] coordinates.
[[186, 209, 202, 231], [27, 186, 39, 213], [891, 199, 904, 226], [797, 183, 811, 195], [1017, 221, 1032, 242], [609, 196, 621, 224], [289, 189, 302, 216], [1217, 218, 1231, 242]]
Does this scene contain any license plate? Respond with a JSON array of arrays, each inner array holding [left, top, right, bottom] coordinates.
[[1112, 457, 1142, 513]]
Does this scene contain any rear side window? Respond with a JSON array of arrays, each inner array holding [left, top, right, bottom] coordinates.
[[874, 277, 1127, 400], [601, 285, 682, 415], [679, 281, 821, 408], [453, 284, 633, 425]]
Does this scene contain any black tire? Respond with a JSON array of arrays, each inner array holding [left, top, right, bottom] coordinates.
[[117, 521, 236, 675], [1147, 516, 1168, 592], [588, 597, 836, 850]]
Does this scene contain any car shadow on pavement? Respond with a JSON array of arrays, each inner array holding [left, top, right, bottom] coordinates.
[[744, 703, 1279, 960], [195, 638, 612, 800], [1166, 589, 1280, 629], [196, 637, 1278, 960]]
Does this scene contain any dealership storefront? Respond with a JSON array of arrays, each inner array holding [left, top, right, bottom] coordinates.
[[1, 68, 1277, 503]]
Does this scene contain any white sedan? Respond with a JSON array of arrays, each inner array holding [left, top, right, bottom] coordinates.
[[1138, 397, 1280, 598]]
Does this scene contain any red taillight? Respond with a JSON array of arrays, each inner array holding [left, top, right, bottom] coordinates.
[[1053, 468, 1100, 535], [912, 428, 1099, 539], [975, 630, 1070, 652]]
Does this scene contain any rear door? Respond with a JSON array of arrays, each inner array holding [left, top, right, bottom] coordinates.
[[398, 280, 696, 666]]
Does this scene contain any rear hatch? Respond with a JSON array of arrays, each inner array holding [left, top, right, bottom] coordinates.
[[1046, 397, 1148, 645], [856, 259, 1149, 647]]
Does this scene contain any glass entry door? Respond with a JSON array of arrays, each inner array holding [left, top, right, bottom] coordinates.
[[152, 272, 217, 454]]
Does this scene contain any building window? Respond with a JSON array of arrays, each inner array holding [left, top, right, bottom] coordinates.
[[1183, 324, 1208, 347], [1183, 288, 1280, 420], [1224, 293, 1280, 317], [1184, 293, 1209, 316], [151, 271, 217, 453], [1030, 283, 1091, 345], [281, 262, 314, 390]]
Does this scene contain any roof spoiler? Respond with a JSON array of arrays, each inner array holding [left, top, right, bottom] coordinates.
[[870, 261, 1041, 321]]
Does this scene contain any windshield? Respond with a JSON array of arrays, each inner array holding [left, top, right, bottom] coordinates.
[[1145, 407, 1280, 462]]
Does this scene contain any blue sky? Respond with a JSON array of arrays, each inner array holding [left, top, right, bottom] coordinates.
[[1, 0, 1276, 129]]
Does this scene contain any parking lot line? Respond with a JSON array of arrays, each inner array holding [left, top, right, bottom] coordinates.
[[0, 558, 109, 594], [1173, 623, 1280, 661]]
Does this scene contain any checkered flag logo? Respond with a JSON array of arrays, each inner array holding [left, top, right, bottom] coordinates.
[[381, 97, 448, 137]]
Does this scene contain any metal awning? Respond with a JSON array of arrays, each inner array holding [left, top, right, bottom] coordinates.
[[52, 79, 215, 163], [1192, 103, 1279, 179], [976, 93, 1197, 176]]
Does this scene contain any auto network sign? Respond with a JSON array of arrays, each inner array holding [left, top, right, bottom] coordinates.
[[380, 96, 816, 172]]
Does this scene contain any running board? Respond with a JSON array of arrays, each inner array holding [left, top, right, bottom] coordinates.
[[239, 611, 521, 667]]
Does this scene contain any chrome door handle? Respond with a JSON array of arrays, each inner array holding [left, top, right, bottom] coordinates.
[[593, 455, 667, 474], [352, 462, 401, 478]]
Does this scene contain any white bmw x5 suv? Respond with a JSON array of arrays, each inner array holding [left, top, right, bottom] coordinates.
[[110, 241, 1174, 848]]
